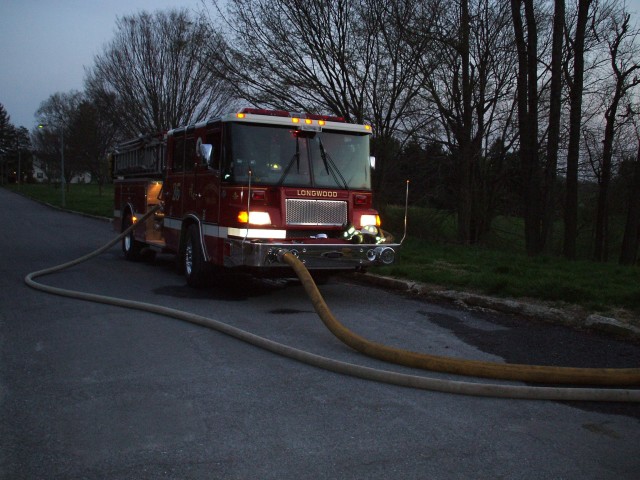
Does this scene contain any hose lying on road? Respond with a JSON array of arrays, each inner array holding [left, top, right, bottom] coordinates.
[[24, 207, 640, 402], [279, 250, 640, 387]]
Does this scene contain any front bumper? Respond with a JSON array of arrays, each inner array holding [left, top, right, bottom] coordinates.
[[223, 238, 399, 271]]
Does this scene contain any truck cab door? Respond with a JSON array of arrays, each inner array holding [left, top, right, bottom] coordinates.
[[181, 131, 198, 217], [194, 127, 222, 223]]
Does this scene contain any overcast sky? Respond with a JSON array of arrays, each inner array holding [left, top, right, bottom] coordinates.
[[2, 0, 640, 130], [0, 0, 208, 129]]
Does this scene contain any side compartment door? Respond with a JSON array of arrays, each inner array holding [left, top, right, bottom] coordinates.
[[163, 130, 186, 250]]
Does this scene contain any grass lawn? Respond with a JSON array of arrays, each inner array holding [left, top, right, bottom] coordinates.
[[377, 237, 640, 316], [6, 183, 113, 218]]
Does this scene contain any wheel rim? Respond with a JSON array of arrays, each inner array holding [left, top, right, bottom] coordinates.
[[185, 239, 193, 275], [123, 218, 132, 253]]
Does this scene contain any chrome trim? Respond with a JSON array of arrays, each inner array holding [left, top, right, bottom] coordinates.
[[222, 240, 399, 270], [286, 199, 347, 226], [228, 227, 287, 239]]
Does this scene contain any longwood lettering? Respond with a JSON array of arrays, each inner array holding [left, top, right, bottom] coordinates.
[[296, 190, 338, 198]]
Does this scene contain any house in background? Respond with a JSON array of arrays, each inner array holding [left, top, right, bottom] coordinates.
[[32, 157, 91, 183]]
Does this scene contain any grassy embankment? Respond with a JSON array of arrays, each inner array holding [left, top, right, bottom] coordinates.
[[7, 183, 114, 218], [5, 183, 640, 316]]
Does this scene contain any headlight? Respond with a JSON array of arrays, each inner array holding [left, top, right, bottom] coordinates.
[[360, 214, 381, 228], [237, 211, 272, 225]]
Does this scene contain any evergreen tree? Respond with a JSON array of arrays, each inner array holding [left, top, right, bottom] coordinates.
[[0, 103, 15, 155]]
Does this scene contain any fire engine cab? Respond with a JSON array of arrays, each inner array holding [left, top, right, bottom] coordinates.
[[112, 108, 399, 286]]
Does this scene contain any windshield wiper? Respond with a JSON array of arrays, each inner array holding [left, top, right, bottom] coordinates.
[[277, 136, 300, 186], [318, 139, 349, 190]]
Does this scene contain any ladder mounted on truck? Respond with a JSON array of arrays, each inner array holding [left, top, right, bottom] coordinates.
[[111, 133, 166, 179]]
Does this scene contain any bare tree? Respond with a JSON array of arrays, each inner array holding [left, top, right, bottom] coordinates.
[[210, 0, 368, 118], [204, 0, 640, 259], [33, 91, 84, 186], [541, 0, 565, 251], [563, 0, 593, 259], [363, 0, 438, 202], [67, 100, 119, 192], [511, 0, 545, 255], [85, 8, 233, 136], [592, 8, 640, 261], [209, 0, 436, 205], [421, 0, 518, 244], [619, 132, 640, 265]]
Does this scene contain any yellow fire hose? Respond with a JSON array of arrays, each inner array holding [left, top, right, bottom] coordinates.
[[279, 251, 640, 387], [24, 206, 640, 402]]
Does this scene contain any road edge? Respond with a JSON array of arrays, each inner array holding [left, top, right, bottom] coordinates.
[[350, 272, 640, 343]]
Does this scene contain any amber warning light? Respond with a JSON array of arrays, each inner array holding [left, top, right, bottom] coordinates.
[[234, 109, 370, 131]]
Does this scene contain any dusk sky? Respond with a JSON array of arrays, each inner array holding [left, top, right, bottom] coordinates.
[[2, 0, 640, 130], [0, 0, 209, 129]]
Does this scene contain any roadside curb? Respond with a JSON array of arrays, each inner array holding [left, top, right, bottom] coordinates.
[[351, 272, 640, 342], [45, 202, 113, 223]]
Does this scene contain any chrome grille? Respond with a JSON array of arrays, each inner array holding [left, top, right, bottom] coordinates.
[[286, 199, 347, 226]]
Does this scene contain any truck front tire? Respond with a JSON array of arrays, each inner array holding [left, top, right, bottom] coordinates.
[[184, 224, 209, 287]]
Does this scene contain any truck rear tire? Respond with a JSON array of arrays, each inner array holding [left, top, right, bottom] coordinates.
[[184, 224, 209, 288], [122, 215, 142, 261]]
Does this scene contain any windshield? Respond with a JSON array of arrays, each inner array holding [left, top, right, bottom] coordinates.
[[223, 123, 371, 190]]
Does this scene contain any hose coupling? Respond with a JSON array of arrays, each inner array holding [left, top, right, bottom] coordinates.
[[367, 246, 396, 265], [275, 248, 299, 264]]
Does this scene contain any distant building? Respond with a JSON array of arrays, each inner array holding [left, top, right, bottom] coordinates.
[[32, 158, 91, 183]]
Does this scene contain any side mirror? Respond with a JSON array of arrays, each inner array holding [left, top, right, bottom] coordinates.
[[196, 137, 213, 166], [200, 144, 213, 166], [369, 156, 376, 170]]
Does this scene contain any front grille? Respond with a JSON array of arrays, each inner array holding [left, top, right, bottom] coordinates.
[[286, 199, 347, 226]]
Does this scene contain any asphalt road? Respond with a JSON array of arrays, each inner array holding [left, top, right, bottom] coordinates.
[[1, 187, 639, 479]]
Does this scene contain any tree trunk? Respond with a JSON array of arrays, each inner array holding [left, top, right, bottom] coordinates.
[[511, 0, 542, 255], [619, 142, 640, 265], [594, 13, 638, 261], [457, 0, 473, 244], [542, 0, 565, 252], [594, 93, 621, 261], [563, 0, 592, 260]]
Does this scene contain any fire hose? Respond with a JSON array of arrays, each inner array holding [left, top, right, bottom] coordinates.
[[24, 206, 640, 402], [278, 250, 640, 387]]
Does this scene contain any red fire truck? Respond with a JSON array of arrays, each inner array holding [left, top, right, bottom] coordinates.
[[112, 108, 399, 286]]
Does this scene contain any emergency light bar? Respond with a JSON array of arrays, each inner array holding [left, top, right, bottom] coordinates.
[[232, 108, 372, 133], [238, 107, 346, 123]]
